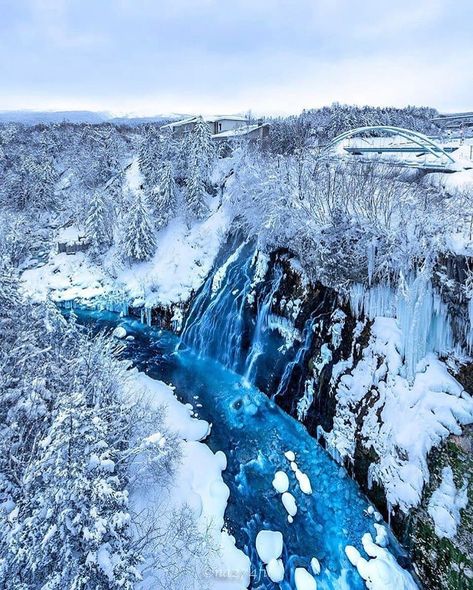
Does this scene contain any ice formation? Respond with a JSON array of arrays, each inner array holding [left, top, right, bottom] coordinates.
[[427, 466, 468, 539]]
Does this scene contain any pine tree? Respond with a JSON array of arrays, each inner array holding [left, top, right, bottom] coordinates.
[[10, 381, 140, 589], [138, 128, 163, 188], [186, 170, 208, 221], [154, 161, 176, 227], [189, 117, 214, 181], [85, 191, 113, 250], [121, 192, 156, 261]]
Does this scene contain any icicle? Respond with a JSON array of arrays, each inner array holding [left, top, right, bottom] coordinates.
[[397, 273, 453, 381], [348, 282, 396, 320], [297, 378, 315, 421], [366, 239, 377, 287], [467, 297, 473, 352]]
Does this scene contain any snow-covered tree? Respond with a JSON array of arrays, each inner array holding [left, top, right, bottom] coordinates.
[[86, 190, 114, 250], [185, 170, 208, 222], [153, 161, 177, 227], [121, 191, 156, 261], [139, 129, 161, 186], [188, 117, 215, 182]]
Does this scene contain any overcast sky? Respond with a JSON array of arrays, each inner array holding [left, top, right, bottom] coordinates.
[[0, 0, 472, 116]]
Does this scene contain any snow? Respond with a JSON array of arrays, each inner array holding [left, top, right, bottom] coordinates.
[[326, 315, 473, 512], [345, 533, 417, 590], [427, 466, 468, 539], [127, 371, 250, 589], [281, 492, 297, 517], [112, 326, 127, 339], [115, 210, 230, 308], [212, 243, 246, 295], [310, 557, 321, 575], [57, 225, 84, 243], [295, 469, 313, 495], [374, 524, 388, 548], [212, 123, 266, 139], [294, 567, 317, 590], [272, 471, 289, 493], [255, 530, 283, 564], [21, 159, 231, 312], [97, 545, 115, 581], [266, 558, 285, 583], [284, 450, 295, 462], [22, 251, 108, 303]]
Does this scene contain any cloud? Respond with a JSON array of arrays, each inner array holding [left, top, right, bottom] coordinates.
[[0, 0, 471, 114]]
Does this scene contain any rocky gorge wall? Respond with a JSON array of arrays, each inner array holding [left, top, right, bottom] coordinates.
[[131, 240, 473, 590]]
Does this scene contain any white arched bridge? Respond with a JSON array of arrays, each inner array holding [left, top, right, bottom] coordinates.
[[323, 126, 472, 172]]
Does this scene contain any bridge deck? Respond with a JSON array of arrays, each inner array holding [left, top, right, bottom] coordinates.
[[344, 146, 458, 154]]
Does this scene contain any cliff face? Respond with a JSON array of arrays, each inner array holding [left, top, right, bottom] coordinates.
[[249, 251, 473, 590], [136, 240, 473, 588], [165, 241, 472, 589]]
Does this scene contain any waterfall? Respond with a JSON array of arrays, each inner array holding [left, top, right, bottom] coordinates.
[[273, 315, 316, 399], [243, 266, 284, 383], [179, 242, 255, 372]]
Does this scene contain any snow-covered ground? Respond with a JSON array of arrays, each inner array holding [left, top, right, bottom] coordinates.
[[127, 370, 250, 589], [22, 175, 230, 313]]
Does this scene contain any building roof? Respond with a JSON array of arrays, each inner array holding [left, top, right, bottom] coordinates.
[[162, 114, 248, 129]]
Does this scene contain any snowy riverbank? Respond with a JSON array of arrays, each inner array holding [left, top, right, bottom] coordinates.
[[127, 370, 250, 589]]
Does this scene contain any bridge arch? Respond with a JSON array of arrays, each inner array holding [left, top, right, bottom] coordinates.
[[324, 125, 456, 164]]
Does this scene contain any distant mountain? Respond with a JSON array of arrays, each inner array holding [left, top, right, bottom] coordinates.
[[0, 110, 181, 126], [0, 110, 109, 124]]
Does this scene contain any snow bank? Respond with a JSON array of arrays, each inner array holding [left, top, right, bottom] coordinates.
[[114, 209, 230, 308], [272, 471, 289, 493], [21, 160, 231, 312], [128, 371, 250, 589], [255, 530, 283, 564], [266, 558, 285, 583], [22, 251, 109, 303], [281, 492, 297, 517]]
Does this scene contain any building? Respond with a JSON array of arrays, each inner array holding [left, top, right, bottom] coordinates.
[[211, 122, 270, 142], [162, 115, 249, 137]]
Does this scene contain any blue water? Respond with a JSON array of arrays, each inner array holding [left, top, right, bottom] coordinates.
[[180, 242, 304, 396], [69, 307, 408, 590]]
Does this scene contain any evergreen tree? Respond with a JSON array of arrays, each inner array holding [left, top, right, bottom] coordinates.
[[121, 192, 156, 261], [186, 170, 208, 221], [10, 366, 140, 589], [138, 128, 163, 188], [189, 117, 214, 181], [154, 161, 176, 227], [85, 191, 114, 250]]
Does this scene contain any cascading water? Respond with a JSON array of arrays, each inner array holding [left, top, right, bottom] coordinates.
[[180, 242, 322, 393], [243, 265, 284, 383], [274, 315, 317, 399], [179, 241, 255, 373], [68, 307, 417, 590]]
